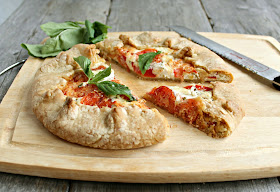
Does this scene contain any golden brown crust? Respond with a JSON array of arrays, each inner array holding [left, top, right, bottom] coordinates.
[[32, 44, 169, 149], [96, 32, 233, 83]]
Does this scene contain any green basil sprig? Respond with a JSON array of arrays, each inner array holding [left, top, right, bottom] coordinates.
[[74, 56, 136, 101], [138, 51, 161, 75], [97, 81, 136, 101], [40, 21, 82, 37], [74, 56, 93, 79], [21, 20, 111, 58]]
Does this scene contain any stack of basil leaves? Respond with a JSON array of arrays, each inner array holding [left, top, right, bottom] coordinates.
[[21, 20, 111, 58]]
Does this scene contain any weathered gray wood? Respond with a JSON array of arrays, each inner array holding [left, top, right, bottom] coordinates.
[[0, 0, 24, 26], [200, 0, 280, 41], [70, 178, 280, 192], [0, 172, 69, 192], [107, 0, 213, 32]]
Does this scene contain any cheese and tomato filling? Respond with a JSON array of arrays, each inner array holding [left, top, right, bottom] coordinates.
[[61, 66, 145, 108], [114, 46, 198, 79], [146, 85, 213, 124]]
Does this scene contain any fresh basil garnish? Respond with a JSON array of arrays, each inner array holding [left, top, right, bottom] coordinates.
[[73, 56, 135, 102], [21, 20, 111, 58], [96, 81, 136, 101], [74, 56, 93, 79], [138, 51, 161, 75], [88, 65, 111, 83]]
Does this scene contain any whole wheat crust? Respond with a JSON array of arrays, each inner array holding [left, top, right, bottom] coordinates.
[[32, 44, 169, 149]]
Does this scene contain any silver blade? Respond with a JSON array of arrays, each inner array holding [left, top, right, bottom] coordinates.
[[169, 25, 280, 87]]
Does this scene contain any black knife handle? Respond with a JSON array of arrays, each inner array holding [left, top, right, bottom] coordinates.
[[273, 76, 280, 91]]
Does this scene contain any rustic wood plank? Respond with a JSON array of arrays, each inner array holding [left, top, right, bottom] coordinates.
[[0, 172, 69, 192], [107, 0, 212, 32], [0, 0, 111, 102], [200, 0, 280, 41], [70, 178, 280, 192]]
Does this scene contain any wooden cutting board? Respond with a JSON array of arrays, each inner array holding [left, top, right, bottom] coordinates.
[[0, 32, 280, 183]]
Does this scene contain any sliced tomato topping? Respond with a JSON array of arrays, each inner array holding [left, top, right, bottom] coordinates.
[[184, 85, 212, 91], [143, 68, 156, 77], [81, 92, 114, 108], [92, 65, 106, 71], [148, 86, 176, 113], [136, 48, 158, 56], [131, 62, 156, 78], [174, 66, 197, 80], [153, 53, 163, 63], [136, 48, 163, 63], [117, 48, 130, 71]]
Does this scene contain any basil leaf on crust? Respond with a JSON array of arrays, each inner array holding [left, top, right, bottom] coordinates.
[[138, 51, 161, 75], [88, 65, 112, 83], [74, 56, 93, 79], [96, 81, 136, 101]]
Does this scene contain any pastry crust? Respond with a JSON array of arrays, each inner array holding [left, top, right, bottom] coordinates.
[[96, 32, 233, 83], [144, 82, 244, 138], [32, 44, 169, 149]]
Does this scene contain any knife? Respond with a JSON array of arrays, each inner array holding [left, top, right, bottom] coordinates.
[[169, 25, 280, 89]]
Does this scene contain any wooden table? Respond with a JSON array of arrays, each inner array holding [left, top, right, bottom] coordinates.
[[0, 0, 280, 191]]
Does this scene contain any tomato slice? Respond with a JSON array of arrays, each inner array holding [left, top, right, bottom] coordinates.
[[136, 48, 158, 56], [143, 68, 156, 77], [184, 85, 212, 91], [117, 48, 130, 71], [131, 62, 156, 78], [174, 66, 197, 80], [92, 65, 106, 71], [148, 86, 176, 113], [81, 92, 113, 108]]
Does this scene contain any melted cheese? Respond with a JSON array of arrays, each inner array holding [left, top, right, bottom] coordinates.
[[167, 85, 212, 102]]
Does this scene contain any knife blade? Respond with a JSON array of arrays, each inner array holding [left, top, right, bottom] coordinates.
[[169, 25, 280, 88]]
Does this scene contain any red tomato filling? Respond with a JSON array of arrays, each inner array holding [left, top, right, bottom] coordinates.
[[147, 86, 200, 122], [117, 48, 130, 71], [148, 86, 176, 113], [117, 48, 159, 78], [62, 72, 117, 108], [173, 66, 197, 80], [184, 85, 212, 91]]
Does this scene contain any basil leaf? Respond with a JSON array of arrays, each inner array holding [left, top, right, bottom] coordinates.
[[74, 56, 93, 79], [138, 51, 161, 75], [84, 20, 95, 43], [90, 33, 107, 44], [84, 20, 111, 44], [40, 21, 81, 38], [96, 81, 136, 101], [88, 65, 111, 83], [22, 28, 86, 58], [22, 20, 110, 58], [21, 43, 60, 58], [93, 21, 111, 37]]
